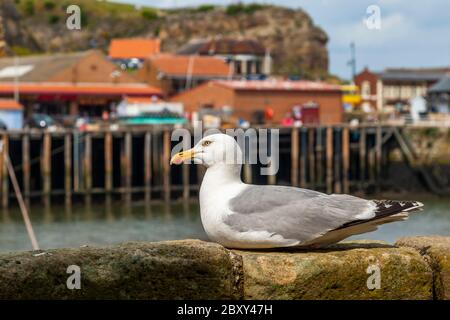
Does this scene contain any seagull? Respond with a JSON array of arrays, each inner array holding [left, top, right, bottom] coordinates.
[[170, 133, 424, 249]]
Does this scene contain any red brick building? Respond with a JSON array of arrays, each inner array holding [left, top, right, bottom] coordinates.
[[171, 80, 343, 125], [0, 50, 161, 117], [137, 54, 231, 98]]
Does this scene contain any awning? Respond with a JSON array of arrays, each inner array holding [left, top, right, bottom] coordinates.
[[0, 82, 162, 97]]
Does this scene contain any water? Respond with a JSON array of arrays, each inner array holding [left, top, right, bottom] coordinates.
[[0, 195, 448, 253]]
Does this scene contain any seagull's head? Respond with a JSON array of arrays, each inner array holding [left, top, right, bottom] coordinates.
[[170, 133, 242, 168]]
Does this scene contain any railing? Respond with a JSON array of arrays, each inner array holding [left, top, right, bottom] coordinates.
[[0, 124, 441, 208]]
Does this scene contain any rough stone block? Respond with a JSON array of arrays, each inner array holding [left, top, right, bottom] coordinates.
[[235, 241, 433, 300], [0, 240, 243, 299], [396, 236, 450, 300]]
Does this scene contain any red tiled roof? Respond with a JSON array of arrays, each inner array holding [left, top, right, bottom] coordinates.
[[109, 39, 161, 59], [150, 54, 231, 78], [214, 80, 342, 91], [0, 99, 23, 110], [0, 83, 162, 96]]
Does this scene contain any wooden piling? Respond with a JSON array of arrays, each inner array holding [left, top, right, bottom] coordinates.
[[64, 133, 72, 206], [359, 127, 366, 188], [22, 133, 30, 203], [162, 130, 171, 202], [342, 126, 350, 194], [315, 128, 323, 186], [182, 163, 190, 201], [333, 129, 342, 194], [84, 133, 92, 203], [300, 128, 307, 188], [125, 132, 132, 202], [376, 125, 382, 180], [1, 134, 8, 208], [144, 131, 152, 202], [290, 128, 299, 187], [42, 132, 51, 205], [308, 128, 315, 187], [326, 127, 333, 194], [104, 132, 113, 194]]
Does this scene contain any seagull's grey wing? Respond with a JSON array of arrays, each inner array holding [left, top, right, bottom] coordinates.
[[225, 185, 376, 243]]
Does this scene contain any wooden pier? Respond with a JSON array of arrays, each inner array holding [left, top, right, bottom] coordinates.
[[0, 125, 445, 208]]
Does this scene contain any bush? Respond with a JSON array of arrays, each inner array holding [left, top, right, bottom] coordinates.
[[243, 3, 263, 14], [48, 14, 59, 24], [43, 0, 56, 10], [142, 9, 158, 21], [226, 2, 263, 16], [24, 0, 34, 16], [225, 3, 244, 16], [195, 4, 215, 13], [10, 46, 33, 56]]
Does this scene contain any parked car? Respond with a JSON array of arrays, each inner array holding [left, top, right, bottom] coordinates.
[[25, 114, 58, 129]]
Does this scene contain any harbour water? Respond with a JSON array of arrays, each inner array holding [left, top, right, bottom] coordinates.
[[0, 195, 449, 253]]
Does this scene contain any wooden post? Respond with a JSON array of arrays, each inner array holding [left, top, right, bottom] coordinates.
[[300, 128, 307, 188], [84, 133, 92, 203], [376, 125, 382, 180], [124, 131, 132, 202], [163, 130, 171, 202], [342, 126, 350, 194], [291, 128, 299, 187], [316, 128, 323, 186], [64, 133, 72, 206], [267, 131, 276, 185], [42, 132, 51, 205], [333, 128, 342, 194], [104, 132, 113, 194], [22, 133, 31, 204], [1, 134, 8, 208], [308, 128, 315, 188], [326, 127, 333, 194], [144, 131, 152, 202], [359, 127, 366, 188], [243, 163, 252, 184], [182, 163, 190, 201]]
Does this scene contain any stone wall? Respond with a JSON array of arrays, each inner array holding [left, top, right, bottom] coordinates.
[[0, 237, 448, 300]]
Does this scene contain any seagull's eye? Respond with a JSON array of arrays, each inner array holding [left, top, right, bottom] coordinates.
[[202, 140, 213, 147]]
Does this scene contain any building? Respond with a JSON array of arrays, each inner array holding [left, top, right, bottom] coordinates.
[[137, 54, 231, 98], [171, 80, 343, 125], [0, 50, 161, 117], [427, 76, 450, 113], [0, 99, 23, 129], [108, 38, 161, 69], [355, 67, 450, 112], [177, 38, 271, 78]]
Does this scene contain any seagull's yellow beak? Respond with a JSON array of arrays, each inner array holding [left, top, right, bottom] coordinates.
[[170, 149, 196, 165]]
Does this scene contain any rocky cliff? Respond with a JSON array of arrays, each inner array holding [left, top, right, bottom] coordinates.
[[0, 0, 329, 78]]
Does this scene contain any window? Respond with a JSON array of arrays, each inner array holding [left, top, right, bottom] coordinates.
[[246, 61, 252, 75], [234, 61, 242, 75], [361, 81, 371, 98], [255, 60, 261, 74]]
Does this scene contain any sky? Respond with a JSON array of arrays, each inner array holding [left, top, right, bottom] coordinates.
[[113, 0, 450, 80]]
